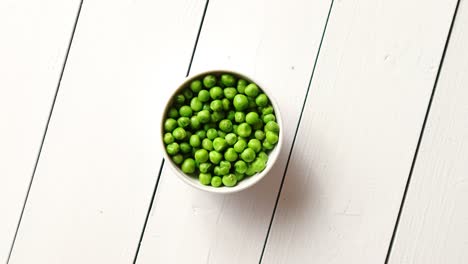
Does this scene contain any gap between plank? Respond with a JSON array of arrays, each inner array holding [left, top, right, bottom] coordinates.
[[6, 1, 84, 263], [258, 0, 335, 263], [384, 0, 462, 262], [131, 1, 210, 263]]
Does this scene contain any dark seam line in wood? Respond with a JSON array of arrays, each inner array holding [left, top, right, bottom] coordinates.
[[6, 1, 84, 263], [384, 0, 461, 263], [258, 0, 335, 263], [132, 1, 209, 263]]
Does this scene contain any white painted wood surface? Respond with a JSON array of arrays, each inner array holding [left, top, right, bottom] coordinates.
[[389, 1, 468, 263], [0, 0, 80, 262], [261, 0, 459, 263], [136, 0, 332, 263], [8, 1, 205, 263]]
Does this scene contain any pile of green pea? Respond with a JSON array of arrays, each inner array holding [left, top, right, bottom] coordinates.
[[163, 73, 280, 187]]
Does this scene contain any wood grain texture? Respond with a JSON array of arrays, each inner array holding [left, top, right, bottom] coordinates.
[[261, 0, 459, 263], [136, 0, 332, 263], [8, 1, 205, 263], [0, 0, 80, 262], [389, 1, 468, 263]]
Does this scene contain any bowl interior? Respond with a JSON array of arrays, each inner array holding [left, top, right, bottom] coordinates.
[[161, 70, 283, 193]]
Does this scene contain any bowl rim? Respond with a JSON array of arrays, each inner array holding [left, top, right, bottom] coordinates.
[[160, 69, 283, 194]]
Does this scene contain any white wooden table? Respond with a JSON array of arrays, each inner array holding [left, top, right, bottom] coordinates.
[[2, 0, 468, 263]]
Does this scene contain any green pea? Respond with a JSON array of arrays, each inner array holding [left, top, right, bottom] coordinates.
[[183, 89, 193, 100], [225, 133, 237, 145], [214, 166, 227, 176], [252, 120, 264, 130], [199, 173, 212, 185], [203, 103, 211, 111], [233, 139, 247, 153], [190, 80, 203, 92], [263, 113, 276, 123], [179, 105, 192, 117], [180, 142, 191, 154], [255, 130, 265, 141], [251, 157, 267, 173], [234, 112, 245, 123], [198, 90, 210, 102], [255, 93, 269, 107], [195, 130, 206, 139], [263, 140, 274, 150], [237, 79, 248, 94], [237, 123, 252, 138], [262, 105, 274, 115], [163, 133, 174, 144], [245, 164, 257, 176], [190, 116, 201, 130], [266, 131, 279, 144], [177, 117, 190, 128], [181, 158, 196, 174], [210, 99, 223, 111], [248, 139, 262, 153], [227, 110, 236, 121], [234, 160, 248, 174], [217, 130, 226, 138], [211, 111, 225, 123], [168, 107, 179, 119], [206, 128, 218, 140], [164, 118, 178, 132], [224, 87, 237, 100], [209, 151, 223, 164], [219, 119, 233, 132], [233, 94, 249, 111], [245, 83, 259, 97], [213, 137, 228, 152], [235, 172, 245, 181], [190, 97, 203, 112], [220, 160, 231, 169], [202, 138, 213, 151], [232, 124, 238, 134], [172, 127, 186, 140], [258, 151, 268, 161], [194, 149, 209, 163], [197, 110, 211, 123], [224, 148, 238, 162], [203, 75, 217, 88], [175, 94, 185, 104], [221, 74, 236, 86], [211, 176, 222, 187], [166, 142, 179, 155], [265, 121, 280, 133], [199, 163, 212, 173], [221, 98, 230, 111], [222, 174, 237, 187], [189, 135, 201, 148], [246, 112, 260, 125], [240, 148, 256, 162], [210, 86, 223, 99], [172, 154, 183, 164]]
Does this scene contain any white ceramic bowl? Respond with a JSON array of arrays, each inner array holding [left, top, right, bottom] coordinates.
[[161, 70, 283, 194]]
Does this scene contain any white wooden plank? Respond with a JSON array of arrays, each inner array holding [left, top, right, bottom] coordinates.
[[8, 1, 205, 263], [389, 1, 468, 263], [0, 0, 80, 262], [136, 0, 332, 263], [261, 0, 459, 263]]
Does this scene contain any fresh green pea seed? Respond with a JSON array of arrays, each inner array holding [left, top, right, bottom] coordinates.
[[166, 142, 179, 155], [164, 118, 178, 132], [211, 176, 222, 187], [172, 127, 187, 140], [224, 148, 238, 162], [177, 117, 190, 128], [163, 133, 174, 144], [240, 147, 256, 162], [168, 107, 179, 118], [202, 138, 213, 151], [203, 75, 217, 88], [181, 158, 196, 173], [221, 74, 236, 86], [199, 173, 212, 185], [222, 174, 237, 187], [172, 154, 183, 164], [194, 149, 209, 163], [210, 86, 223, 99], [224, 87, 237, 99], [255, 93, 269, 107], [245, 83, 259, 97]]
